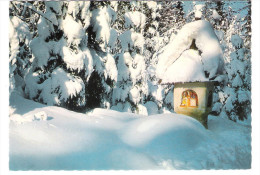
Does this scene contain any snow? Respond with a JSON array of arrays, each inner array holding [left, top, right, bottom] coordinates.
[[24, 70, 40, 99], [215, 30, 225, 41], [136, 104, 148, 116], [146, 1, 158, 9], [82, 48, 94, 80], [45, 1, 62, 15], [30, 37, 50, 68], [224, 97, 234, 113], [112, 86, 130, 103], [237, 90, 250, 103], [108, 28, 118, 49], [231, 34, 243, 48], [9, 16, 30, 46], [165, 90, 174, 105], [37, 17, 51, 39], [61, 46, 93, 75], [45, 10, 59, 27], [130, 86, 140, 105], [116, 53, 130, 82], [124, 11, 146, 29], [148, 82, 164, 105], [144, 101, 159, 115], [129, 54, 146, 84], [119, 30, 144, 53], [39, 68, 85, 106], [194, 4, 204, 19], [34, 111, 48, 121], [67, 1, 91, 29], [91, 6, 117, 52], [67, 1, 80, 17], [10, 111, 48, 124], [229, 54, 246, 76], [9, 16, 31, 93], [62, 15, 85, 46], [212, 102, 222, 114], [111, 101, 132, 113], [9, 93, 251, 170], [212, 9, 221, 20], [156, 20, 223, 82], [161, 50, 208, 84], [89, 49, 103, 74], [232, 74, 243, 88], [104, 54, 118, 81], [236, 48, 246, 60], [62, 47, 85, 71]]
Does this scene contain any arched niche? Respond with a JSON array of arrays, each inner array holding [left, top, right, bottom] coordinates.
[[180, 89, 198, 107]]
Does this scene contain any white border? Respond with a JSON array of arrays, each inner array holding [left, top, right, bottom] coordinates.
[[0, 1, 10, 175], [1, 0, 259, 175], [251, 0, 260, 174]]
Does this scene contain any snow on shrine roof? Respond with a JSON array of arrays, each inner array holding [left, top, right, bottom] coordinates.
[[156, 20, 224, 84], [160, 80, 219, 86], [160, 49, 209, 84]]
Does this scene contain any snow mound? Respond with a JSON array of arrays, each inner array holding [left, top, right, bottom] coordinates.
[[34, 111, 48, 121], [9, 94, 251, 170], [157, 20, 223, 82], [10, 111, 48, 124], [120, 114, 207, 148]]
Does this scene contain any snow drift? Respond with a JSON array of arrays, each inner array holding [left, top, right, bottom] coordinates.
[[9, 93, 251, 170], [156, 20, 224, 83]]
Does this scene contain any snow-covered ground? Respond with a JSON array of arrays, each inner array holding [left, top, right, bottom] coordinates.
[[9, 92, 251, 170]]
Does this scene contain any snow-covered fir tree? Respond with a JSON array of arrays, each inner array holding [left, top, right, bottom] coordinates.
[[86, 1, 118, 109], [9, 13, 31, 95], [111, 1, 151, 115], [23, 2, 89, 111], [216, 34, 251, 122], [9, 1, 251, 124], [210, 1, 251, 123]]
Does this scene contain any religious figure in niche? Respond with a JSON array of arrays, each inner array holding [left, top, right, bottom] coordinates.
[[180, 90, 198, 107]]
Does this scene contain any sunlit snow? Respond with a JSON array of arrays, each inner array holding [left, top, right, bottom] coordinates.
[[9, 93, 251, 170], [157, 20, 224, 82]]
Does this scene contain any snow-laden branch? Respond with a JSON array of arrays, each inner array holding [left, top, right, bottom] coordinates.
[[11, 2, 57, 26], [21, 2, 28, 17]]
